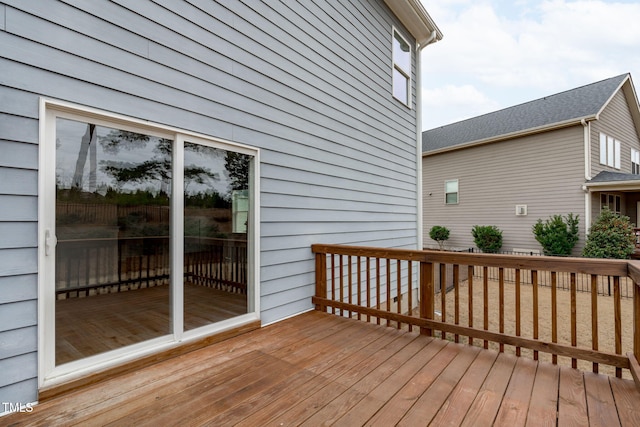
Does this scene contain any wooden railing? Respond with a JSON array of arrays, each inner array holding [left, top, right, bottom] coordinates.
[[312, 244, 640, 382], [56, 236, 247, 298]]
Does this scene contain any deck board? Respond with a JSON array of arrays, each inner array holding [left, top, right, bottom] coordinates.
[[3, 311, 639, 426], [525, 361, 560, 427], [494, 357, 538, 426]]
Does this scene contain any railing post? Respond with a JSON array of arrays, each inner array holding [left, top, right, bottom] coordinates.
[[420, 261, 434, 336], [635, 281, 640, 362], [315, 252, 327, 312]]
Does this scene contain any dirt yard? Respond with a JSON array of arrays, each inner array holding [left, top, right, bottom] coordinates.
[[431, 275, 634, 379]]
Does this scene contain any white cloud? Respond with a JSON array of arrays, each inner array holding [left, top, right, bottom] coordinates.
[[422, 84, 501, 129], [420, 0, 640, 128]]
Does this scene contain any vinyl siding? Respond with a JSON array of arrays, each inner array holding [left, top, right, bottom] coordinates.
[[590, 90, 640, 177], [589, 89, 640, 224], [423, 126, 586, 254], [0, 0, 420, 401]]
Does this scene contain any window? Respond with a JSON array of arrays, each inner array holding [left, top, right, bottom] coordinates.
[[40, 100, 258, 384], [632, 149, 640, 174], [445, 180, 458, 204], [600, 193, 621, 214], [599, 132, 621, 169], [392, 29, 411, 106]]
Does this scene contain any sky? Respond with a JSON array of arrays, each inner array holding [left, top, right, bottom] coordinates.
[[419, 0, 640, 131]]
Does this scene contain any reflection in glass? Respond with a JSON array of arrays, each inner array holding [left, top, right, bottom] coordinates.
[[183, 144, 250, 330], [55, 118, 171, 365]]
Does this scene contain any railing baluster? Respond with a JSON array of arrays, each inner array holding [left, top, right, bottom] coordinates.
[[376, 258, 381, 325], [532, 270, 539, 360], [407, 261, 413, 332], [366, 257, 371, 323], [386, 259, 391, 328], [468, 265, 474, 346], [591, 274, 598, 373], [515, 268, 521, 357], [441, 263, 447, 340], [483, 266, 489, 349], [499, 267, 504, 353], [331, 254, 336, 315], [397, 259, 402, 329], [357, 256, 362, 321], [454, 264, 459, 343], [347, 255, 352, 319], [339, 255, 344, 317], [552, 272, 558, 365], [571, 272, 577, 369], [614, 276, 622, 378]]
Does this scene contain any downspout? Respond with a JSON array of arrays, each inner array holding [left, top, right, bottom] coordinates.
[[582, 118, 591, 240], [416, 30, 437, 250]]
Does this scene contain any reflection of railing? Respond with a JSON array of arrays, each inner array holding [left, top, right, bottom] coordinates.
[[184, 237, 247, 293], [55, 236, 247, 298]]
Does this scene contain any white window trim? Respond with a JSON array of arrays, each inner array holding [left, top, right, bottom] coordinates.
[[632, 148, 640, 174], [38, 98, 261, 388], [599, 132, 621, 169], [445, 179, 459, 205], [392, 27, 412, 108]]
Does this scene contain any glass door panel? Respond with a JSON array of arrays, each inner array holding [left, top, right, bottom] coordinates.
[[54, 118, 171, 365], [183, 143, 250, 330]]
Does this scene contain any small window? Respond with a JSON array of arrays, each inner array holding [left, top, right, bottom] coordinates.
[[392, 29, 411, 107], [599, 132, 621, 169], [600, 193, 621, 214], [445, 180, 458, 204], [632, 149, 640, 174]]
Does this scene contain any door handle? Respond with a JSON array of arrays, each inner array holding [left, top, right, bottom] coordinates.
[[45, 229, 58, 256]]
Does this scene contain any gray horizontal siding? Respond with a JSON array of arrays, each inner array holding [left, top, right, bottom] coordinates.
[[0, 378, 37, 407], [0, 275, 37, 305], [0, 327, 37, 360], [423, 126, 586, 254], [0, 0, 421, 400]]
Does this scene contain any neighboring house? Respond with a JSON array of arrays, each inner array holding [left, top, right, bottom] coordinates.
[[0, 1, 442, 410], [422, 74, 640, 255]]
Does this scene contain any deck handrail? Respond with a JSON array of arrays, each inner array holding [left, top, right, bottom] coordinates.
[[312, 244, 640, 381]]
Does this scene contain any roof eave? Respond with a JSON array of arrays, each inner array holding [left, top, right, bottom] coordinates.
[[383, 0, 443, 46], [422, 115, 596, 157], [584, 179, 640, 191]]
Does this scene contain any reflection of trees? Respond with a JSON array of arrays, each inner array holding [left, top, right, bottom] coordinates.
[[99, 133, 219, 194], [71, 124, 97, 191], [225, 151, 250, 191]]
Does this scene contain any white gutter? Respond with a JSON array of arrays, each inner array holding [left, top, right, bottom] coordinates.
[[581, 118, 591, 238], [416, 31, 437, 250]]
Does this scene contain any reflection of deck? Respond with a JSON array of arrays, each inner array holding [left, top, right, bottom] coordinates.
[[8, 311, 639, 425], [56, 283, 247, 365]]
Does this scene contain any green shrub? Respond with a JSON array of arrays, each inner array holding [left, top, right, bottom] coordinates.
[[583, 208, 636, 259], [429, 225, 450, 250], [532, 213, 579, 256], [471, 225, 503, 253]]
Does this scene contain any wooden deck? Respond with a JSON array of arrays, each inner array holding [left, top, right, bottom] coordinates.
[[4, 311, 639, 426]]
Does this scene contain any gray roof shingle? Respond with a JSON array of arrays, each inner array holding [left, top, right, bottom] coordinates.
[[422, 74, 629, 153], [588, 170, 640, 183]]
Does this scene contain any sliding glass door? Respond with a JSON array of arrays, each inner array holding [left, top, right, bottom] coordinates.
[[41, 103, 257, 384]]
